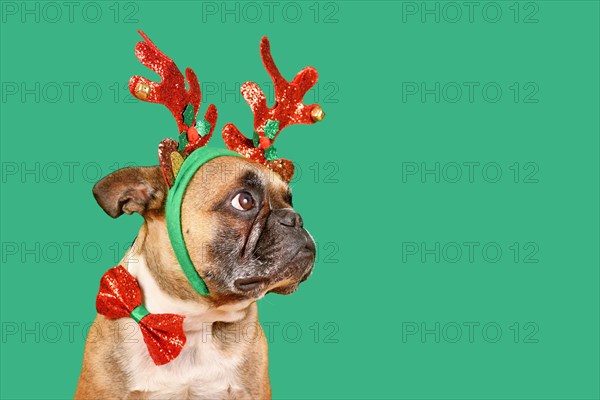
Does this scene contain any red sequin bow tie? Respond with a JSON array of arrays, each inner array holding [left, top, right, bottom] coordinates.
[[96, 266, 186, 365]]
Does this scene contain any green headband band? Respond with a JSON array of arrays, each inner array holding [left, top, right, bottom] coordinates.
[[166, 147, 242, 296]]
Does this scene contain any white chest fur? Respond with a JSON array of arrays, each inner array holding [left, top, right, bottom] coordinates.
[[119, 251, 253, 398], [121, 323, 243, 398]]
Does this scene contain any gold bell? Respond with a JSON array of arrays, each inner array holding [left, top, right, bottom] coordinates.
[[311, 105, 325, 122], [134, 82, 151, 100]]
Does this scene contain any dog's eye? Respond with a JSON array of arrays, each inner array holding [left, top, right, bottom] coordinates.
[[232, 192, 255, 211]]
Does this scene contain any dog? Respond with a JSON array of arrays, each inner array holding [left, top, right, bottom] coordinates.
[[74, 156, 316, 399]]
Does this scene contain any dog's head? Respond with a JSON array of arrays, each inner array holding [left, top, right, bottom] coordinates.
[[93, 156, 315, 305]]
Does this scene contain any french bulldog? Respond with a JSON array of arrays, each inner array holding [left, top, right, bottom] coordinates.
[[75, 156, 316, 399]]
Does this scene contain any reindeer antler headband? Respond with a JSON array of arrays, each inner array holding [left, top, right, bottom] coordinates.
[[222, 36, 324, 182], [128, 31, 324, 295]]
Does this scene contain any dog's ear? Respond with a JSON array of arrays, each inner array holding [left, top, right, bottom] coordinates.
[[92, 166, 167, 218]]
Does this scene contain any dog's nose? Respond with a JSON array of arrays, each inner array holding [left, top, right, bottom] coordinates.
[[273, 209, 303, 228]]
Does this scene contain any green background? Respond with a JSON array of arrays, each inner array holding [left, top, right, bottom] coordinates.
[[1, 1, 599, 399]]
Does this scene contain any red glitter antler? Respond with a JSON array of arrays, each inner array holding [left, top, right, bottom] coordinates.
[[222, 37, 324, 182], [128, 31, 218, 186]]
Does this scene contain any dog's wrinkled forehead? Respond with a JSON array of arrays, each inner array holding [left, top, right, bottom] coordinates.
[[186, 156, 291, 209]]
